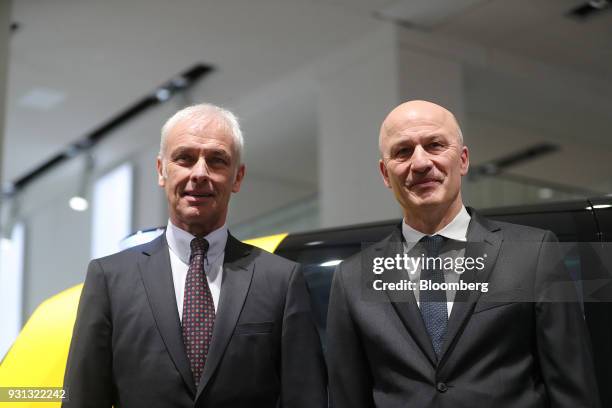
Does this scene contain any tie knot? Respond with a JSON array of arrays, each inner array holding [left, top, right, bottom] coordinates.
[[190, 237, 209, 257], [420, 234, 445, 257]]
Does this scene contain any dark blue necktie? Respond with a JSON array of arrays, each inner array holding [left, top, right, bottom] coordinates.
[[419, 234, 448, 360]]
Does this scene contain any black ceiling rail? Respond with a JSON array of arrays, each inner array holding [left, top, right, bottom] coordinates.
[[567, 0, 611, 20], [470, 143, 559, 177], [4, 63, 214, 196]]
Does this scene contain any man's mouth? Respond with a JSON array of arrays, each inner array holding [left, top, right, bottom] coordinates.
[[183, 192, 215, 199], [409, 179, 440, 188]]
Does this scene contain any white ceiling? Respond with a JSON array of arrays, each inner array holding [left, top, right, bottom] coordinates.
[[4, 0, 612, 191], [437, 0, 612, 81], [5, 0, 386, 182]]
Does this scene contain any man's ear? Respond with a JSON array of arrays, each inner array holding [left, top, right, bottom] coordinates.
[[156, 156, 165, 187], [379, 159, 392, 189], [232, 164, 246, 193], [460, 145, 469, 176]]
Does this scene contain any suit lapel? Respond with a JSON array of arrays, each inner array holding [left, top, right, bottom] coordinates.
[[438, 210, 502, 366], [138, 235, 196, 395], [382, 226, 438, 366], [196, 234, 254, 399]]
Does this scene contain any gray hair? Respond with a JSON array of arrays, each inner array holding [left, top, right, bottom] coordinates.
[[159, 103, 244, 164], [456, 125, 464, 145]]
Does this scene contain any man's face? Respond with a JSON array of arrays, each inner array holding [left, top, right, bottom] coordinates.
[[379, 102, 469, 215], [157, 117, 245, 236]]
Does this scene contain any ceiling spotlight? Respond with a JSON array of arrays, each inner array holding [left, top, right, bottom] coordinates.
[[69, 196, 89, 211], [65, 145, 81, 158], [155, 88, 171, 102], [2, 182, 16, 197], [171, 76, 188, 88], [589, 0, 609, 9], [69, 153, 94, 212]]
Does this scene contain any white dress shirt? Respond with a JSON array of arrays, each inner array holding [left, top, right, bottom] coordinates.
[[402, 206, 471, 316], [166, 220, 227, 321]]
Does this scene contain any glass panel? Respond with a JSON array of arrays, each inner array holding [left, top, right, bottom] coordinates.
[[463, 175, 587, 209], [0, 223, 25, 360], [91, 164, 133, 258]]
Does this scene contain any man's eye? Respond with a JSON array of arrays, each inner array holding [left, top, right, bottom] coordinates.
[[394, 147, 412, 158], [174, 155, 194, 164], [428, 142, 444, 150], [208, 156, 229, 166]]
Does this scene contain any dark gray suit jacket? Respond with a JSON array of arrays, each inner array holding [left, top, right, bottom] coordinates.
[[327, 210, 599, 408], [63, 233, 326, 408]]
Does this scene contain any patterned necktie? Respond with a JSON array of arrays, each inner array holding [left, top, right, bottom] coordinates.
[[182, 237, 215, 385], [419, 234, 448, 360]]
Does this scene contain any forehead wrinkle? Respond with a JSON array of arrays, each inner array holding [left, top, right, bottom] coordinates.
[[380, 119, 443, 153], [380, 106, 461, 154], [170, 143, 229, 154], [177, 115, 226, 138], [165, 117, 235, 156]]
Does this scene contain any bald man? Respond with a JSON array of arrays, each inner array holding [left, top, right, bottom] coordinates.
[[326, 100, 599, 407]]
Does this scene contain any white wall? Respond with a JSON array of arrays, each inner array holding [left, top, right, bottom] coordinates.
[[317, 24, 403, 227], [0, 1, 11, 235]]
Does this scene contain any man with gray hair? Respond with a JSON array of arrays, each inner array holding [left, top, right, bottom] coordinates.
[[63, 103, 327, 408]]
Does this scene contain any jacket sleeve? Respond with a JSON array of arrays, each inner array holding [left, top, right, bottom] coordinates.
[[535, 231, 601, 408], [62, 260, 115, 408], [327, 263, 375, 408], [280, 264, 328, 408]]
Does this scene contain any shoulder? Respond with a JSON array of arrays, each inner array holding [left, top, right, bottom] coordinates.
[[248, 243, 299, 269], [88, 234, 164, 273], [473, 212, 552, 242], [334, 227, 399, 284], [226, 235, 300, 282]]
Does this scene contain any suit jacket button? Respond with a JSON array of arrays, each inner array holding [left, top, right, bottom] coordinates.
[[436, 382, 448, 393]]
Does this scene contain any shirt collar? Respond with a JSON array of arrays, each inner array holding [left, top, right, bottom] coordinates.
[[402, 205, 471, 252], [166, 219, 228, 264]]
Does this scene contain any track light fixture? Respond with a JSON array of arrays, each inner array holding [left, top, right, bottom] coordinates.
[[69, 153, 95, 212]]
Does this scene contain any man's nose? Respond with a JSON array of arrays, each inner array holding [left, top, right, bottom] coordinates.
[[191, 157, 210, 180], [410, 145, 433, 173]]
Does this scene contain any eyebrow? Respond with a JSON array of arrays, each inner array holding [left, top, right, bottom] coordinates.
[[208, 149, 230, 156], [170, 146, 231, 158], [169, 147, 195, 157], [391, 134, 444, 145]]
